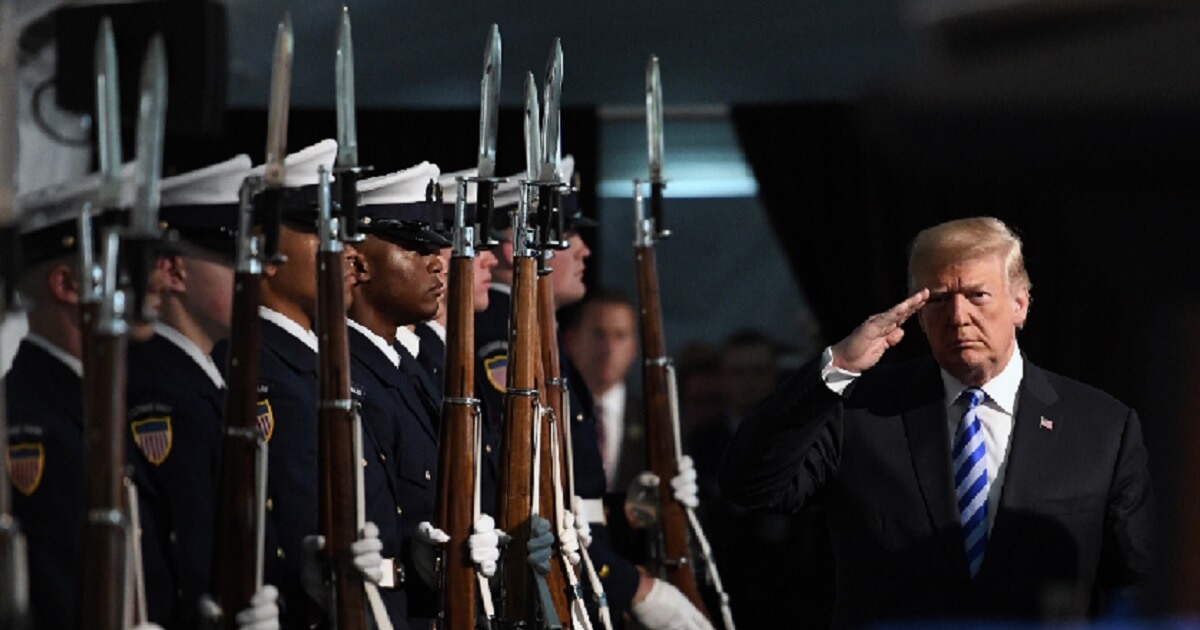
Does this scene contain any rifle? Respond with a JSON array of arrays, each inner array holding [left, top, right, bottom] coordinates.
[[634, 57, 734, 629], [0, 3, 31, 626], [534, 39, 597, 630], [433, 24, 501, 630], [208, 14, 290, 624], [79, 30, 166, 630], [496, 72, 568, 628]]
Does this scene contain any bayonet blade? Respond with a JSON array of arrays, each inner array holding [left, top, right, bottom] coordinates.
[[523, 72, 541, 180], [334, 6, 357, 169], [1, 1, 17, 223], [539, 39, 562, 183], [264, 14, 293, 188], [95, 17, 122, 209], [646, 55, 664, 183], [476, 24, 500, 179], [131, 35, 166, 235]]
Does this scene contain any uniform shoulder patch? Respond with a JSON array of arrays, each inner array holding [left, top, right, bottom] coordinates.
[[131, 415, 174, 465], [8, 442, 45, 496], [257, 399, 275, 443], [484, 355, 508, 393]]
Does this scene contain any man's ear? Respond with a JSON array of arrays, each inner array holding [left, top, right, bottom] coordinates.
[[1013, 288, 1030, 330], [47, 264, 80, 305], [155, 255, 187, 293], [351, 249, 371, 284], [499, 240, 515, 266]]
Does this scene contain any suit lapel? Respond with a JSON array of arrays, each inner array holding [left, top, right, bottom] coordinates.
[[901, 367, 967, 575]]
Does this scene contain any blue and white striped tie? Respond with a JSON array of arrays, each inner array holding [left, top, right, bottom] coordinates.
[[953, 387, 988, 578]]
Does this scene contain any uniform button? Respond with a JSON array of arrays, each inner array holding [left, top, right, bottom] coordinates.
[[424, 469, 431, 481], [381, 453, 388, 462], [169, 532, 177, 544], [395, 506, 402, 516], [276, 547, 285, 559], [266, 498, 273, 511], [485, 444, 492, 454], [575, 413, 584, 423], [361, 458, 368, 468]]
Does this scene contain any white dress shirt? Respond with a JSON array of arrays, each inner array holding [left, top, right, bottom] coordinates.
[[820, 343, 1024, 533], [154, 322, 225, 389], [395, 325, 420, 359], [259, 306, 318, 353], [349, 319, 400, 369], [595, 383, 627, 489], [25, 333, 82, 378]]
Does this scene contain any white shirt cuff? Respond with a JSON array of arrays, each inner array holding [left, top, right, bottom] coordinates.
[[820, 346, 859, 397]]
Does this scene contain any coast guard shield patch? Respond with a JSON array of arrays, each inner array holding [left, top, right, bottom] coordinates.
[[131, 416, 174, 465], [484, 355, 508, 392], [257, 399, 275, 443], [8, 442, 45, 495]]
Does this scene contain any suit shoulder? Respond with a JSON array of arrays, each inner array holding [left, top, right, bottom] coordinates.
[[1036, 365, 1135, 420]]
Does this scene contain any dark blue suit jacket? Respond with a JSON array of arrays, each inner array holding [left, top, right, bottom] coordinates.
[[126, 331, 225, 629], [6, 339, 86, 630]]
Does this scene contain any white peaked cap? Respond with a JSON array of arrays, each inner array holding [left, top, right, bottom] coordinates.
[[359, 161, 440, 206], [160, 154, 253, 206], [491, 154, 576, 209], [249, 139, 338, 188], [437, 168, 478, 204]]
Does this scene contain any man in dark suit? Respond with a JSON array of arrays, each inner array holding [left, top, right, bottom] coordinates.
[[561, 289, 645, 493], [719, 216, 1152, 626]]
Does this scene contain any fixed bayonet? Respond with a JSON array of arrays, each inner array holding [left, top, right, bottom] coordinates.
[[523, 73, 541, 183], [537, 40, 566, 250], [539, 39, 563, 184], [260, 14, 293, 262], [472, 24, 502, 250], [94, 18, 122, 211], [334, 5, 366, 243], [645, 55, 669, 239], [130, 35, 166, 237]]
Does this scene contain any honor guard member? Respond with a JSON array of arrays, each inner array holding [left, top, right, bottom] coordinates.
[[475, 158, 710, 628], [413, 168, 501, 402], [125, 154, 280, 629], [351, 163, 500, 630], [235, 139, 382, 628], [5, 170, 147, 630]]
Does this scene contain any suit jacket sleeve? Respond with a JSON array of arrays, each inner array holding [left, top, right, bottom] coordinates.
[[718, 358, 846, 513], [1099, 406, 1154, 594]]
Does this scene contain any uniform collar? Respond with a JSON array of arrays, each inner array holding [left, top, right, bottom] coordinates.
[[25, 333, 82, 378], [258, 306, 318, 353], [491, 282, 511, 296], [153, 322, 225, 389], [939, 340, 1024, 415], [423, 320, 446, 344], [395, 325, 420, 359], [348, 319, 399, 369]]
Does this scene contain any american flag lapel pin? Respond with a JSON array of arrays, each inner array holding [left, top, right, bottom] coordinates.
[[1039, 416, 1054, 431]]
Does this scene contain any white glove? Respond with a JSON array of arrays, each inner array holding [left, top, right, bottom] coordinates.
[[631, 578, 715, 630], [468, 514, 502, 577], [129, 625, 164, 630], [571, 495, 593, 548], [672, 456, 700, 509], [235, 584, 280, 630], [413, 520, 450, 588], [353, 522, 385, 584], [557, 509, 581, 566]]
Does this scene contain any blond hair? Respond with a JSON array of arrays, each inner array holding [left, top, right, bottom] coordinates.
[[908, 217, 1031, 296]]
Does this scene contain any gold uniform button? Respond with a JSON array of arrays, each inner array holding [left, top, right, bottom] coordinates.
[[485, 444, 492, 454], [361, 458, 368, 468], [575, 413, 584, 423], [381, 453, 388, 462], [599, 564, 610, 579], [424, 469, 431, 481], [396, 506, 403, 516], [276, 547, 285, 559], [266, 498, 273, 511]]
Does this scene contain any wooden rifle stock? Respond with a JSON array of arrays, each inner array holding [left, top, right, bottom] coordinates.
[[79, 309, 130, 630], [434, 254, 478, 629], [634, 243, 706, 611], [315, 179, 367, 630], [497, 255, 570, 625]]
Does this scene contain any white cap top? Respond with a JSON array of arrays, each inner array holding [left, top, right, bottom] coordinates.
[[249, 139, 338, 188], [491, 154, 576, 209], [437, 167, 478, 204], [18, 161, 138, 229], [359, 161, 440, 206], [161, 154, 253, 206]]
